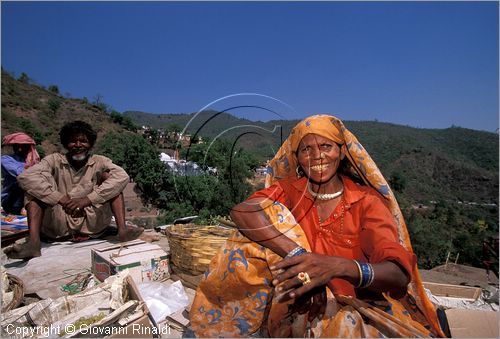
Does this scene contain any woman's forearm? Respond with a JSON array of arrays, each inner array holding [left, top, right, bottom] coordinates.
[[230, 198, 299, 257], [342, 259, 409, 296], [368, 261, 410, 296]]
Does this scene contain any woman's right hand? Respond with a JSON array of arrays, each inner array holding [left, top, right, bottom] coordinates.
[[270, 253, 355, 301]]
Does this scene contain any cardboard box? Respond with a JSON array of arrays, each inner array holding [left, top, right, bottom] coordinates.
[[445, 309, 499, 338], [423, 281, 482, 301], [92, 239, 170, 283]]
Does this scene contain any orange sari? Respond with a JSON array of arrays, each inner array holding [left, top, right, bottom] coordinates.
[[190, 115, 445, 337]]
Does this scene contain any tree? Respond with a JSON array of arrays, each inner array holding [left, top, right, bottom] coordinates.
[[110, 111, 124, 124], [93, 93, 104, 106], [143, 128, 160, 145], [95, 132, 167, 205], [96, 133, 259, 224], [389, 171, 406, 193], [176, 138, 258, 217], [93, 94, 110, 112], [109, 111, 137, 132], [407, 212, 450, 269], [48, 85, 59, 94], [122, 116, 137, 132], [18, 72, 30, 84]]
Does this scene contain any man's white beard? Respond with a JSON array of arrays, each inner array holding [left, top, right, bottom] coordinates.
[[72, 153, 88, 161]]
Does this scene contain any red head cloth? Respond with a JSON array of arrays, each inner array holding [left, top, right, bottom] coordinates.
[[2, 132, 41, 168]]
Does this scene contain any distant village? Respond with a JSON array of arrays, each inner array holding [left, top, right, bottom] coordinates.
[[138, 125, 268, 177]]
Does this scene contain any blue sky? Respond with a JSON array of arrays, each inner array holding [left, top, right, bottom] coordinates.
[[2, 1, 498, 132]]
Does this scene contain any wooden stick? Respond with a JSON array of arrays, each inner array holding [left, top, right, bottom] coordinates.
[[216, 218, 237, 228]]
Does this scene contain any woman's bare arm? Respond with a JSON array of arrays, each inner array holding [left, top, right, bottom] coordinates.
[[230, 197, 300, 257]]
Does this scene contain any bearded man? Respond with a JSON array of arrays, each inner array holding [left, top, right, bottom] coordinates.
[[4, 121, 144, 259]]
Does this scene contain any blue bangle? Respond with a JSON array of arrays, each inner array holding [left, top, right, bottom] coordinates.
[[367, 263, 375, 287], [359, 262, 374, 288], [353, 260, 374, 288], [285, 246, 307, 258]]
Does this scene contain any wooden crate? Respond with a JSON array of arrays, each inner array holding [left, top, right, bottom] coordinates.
[[423, 281, 482, 301]]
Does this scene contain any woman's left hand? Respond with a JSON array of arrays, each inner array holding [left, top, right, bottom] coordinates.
[[289, 286, 327, 321], [270, 253, 347, 301]]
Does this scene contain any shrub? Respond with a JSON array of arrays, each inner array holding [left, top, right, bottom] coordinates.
[[15, 117, 44, 144], [48, 85, 59, 94], [18, 72, 30, 84], [47, 97, 61, 114]]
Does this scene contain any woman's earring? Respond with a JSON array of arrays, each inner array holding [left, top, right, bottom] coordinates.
[[296, 166, 303, 178]]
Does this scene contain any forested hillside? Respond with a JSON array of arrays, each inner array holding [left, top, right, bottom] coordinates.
[[125, 111, 498, 205], [2, 70, 498, 269]]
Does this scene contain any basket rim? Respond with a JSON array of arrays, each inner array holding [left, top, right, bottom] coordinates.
[[165, 224, 232, 237]]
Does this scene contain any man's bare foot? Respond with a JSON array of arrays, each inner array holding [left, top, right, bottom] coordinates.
[[119, 226, 144, 242], [3, 243, 41, 260]]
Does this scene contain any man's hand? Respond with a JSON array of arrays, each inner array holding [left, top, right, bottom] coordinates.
[[58, 195, 71, 208], [63, 197, 92, 217]]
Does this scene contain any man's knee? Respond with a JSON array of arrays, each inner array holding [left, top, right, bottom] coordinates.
[[98, 170, 111, 185], [26, 198, 48, 211]]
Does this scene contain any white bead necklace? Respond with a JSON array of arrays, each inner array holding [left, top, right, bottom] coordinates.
[[307, 183, 344, 200]]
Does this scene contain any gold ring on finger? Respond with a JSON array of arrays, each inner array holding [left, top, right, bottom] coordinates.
[[297, 271, 311, 285]]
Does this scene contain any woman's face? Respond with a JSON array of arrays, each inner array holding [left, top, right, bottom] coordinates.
[[296, 134, 344, 184]]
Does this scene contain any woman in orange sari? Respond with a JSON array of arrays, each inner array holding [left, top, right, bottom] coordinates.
[[189, 115, 445, 338]]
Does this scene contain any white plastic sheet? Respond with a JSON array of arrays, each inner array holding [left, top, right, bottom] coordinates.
[[424, 287, 499, 311], [138, 280, 190, 323]]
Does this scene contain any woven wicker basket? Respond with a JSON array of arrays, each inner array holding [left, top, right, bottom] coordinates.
[[1, 273, 24, 312], [165, 224, 233, 275]]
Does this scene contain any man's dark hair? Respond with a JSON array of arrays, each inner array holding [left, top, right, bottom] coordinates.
[[59, 121, 97, 147]]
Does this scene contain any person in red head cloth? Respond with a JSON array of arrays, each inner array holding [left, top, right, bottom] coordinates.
[[1, 132, 40, 214]]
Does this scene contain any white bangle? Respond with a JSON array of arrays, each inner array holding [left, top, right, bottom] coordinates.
[[285, 246, 307, 259], [353, 260, 363, 288]]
